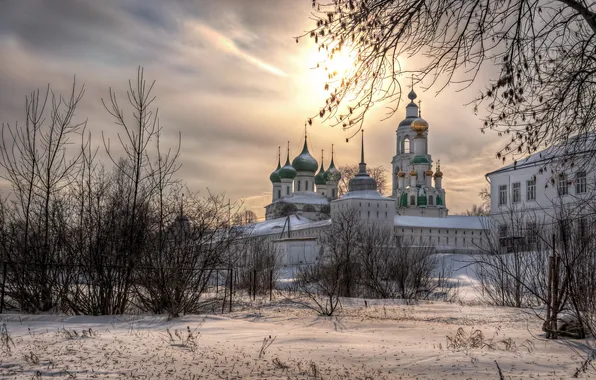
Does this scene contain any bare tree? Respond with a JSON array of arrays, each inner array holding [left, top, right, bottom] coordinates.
[[319, 208, 362, 297], [358, 222, 438, 300], [237, 235, 281, 297], [477, 200, 596, 340], [338, 164, 388, 196], [0, 82, 85, 312], [100, 67, 170, 314], [462, 204, 490, 216], [135, 190, 244, 317], [233, 209, 258, 225], [299, 1, 596, 161]]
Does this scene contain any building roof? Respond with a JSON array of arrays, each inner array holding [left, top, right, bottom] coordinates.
[[486, 132, 596, 176], [394, 215, 489, 230], [246, 215, 331, 237], [269, 191, 330, 206], [337, 190, 390, 200]]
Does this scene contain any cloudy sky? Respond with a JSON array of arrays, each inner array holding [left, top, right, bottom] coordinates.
[[0, 0, 505, 219]]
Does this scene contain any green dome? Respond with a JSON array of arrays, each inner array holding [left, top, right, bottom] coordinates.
[[324, 158, 341, 182], [278, 150, 297, 180], [269, 160, 281, 183], [292, 139, 318, 172], [315, 160, 327, 185], [410, 155, 430, 165], [270, 171, 281, 183]]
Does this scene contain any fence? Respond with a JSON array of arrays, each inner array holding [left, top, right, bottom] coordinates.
[[0, 261, 280, 315]]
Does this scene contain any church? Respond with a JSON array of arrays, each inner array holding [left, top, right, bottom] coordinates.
[[248, 88, 488, 265]]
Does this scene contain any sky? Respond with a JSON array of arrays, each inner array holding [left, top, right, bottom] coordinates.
[[0, 0, 506, 220]]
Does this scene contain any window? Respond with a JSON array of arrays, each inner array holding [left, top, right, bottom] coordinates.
[[526, 178, 536, 201], [305, 181, 309, 191], [376, 211, 379, 218], [512, 182, 521, 203], [332, 189, 336, 198], [410, 195, 416, 205], [576, 171, 587, 194], [498, 185, 508, 205], [277, 189, 281, 199], [286, 186, 290, 195], [557, 174, 568, 196], [404, 137, 410, 153], [385, 212, 387, 218], [579, 217, 588, 242], [428, 196, 434, 205], [297, 181, 301, 191], [526, 222, 537, 246], [367, 211, 370, 218], [499, 225, 508, 238]]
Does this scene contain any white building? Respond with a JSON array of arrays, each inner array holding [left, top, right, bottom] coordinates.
[[265, 136, 339, 221], [485, 134, 594, 249], [250, 88, 488, 266]]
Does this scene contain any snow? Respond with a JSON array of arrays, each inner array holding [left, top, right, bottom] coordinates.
[[270, 191, 330, 206], [336, 190, 389, 200], [394, 215, 489, 230], [0, 298, 588, 379], [487, 132, 596, 175], [247, 215, 331, 236], [0, 253, 592, 379]]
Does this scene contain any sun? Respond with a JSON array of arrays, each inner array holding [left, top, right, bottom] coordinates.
[[310, 47, 358, 80]]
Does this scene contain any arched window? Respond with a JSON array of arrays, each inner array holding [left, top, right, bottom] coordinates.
[[428, 196, 434, 206], [404, 137, 411, 153]]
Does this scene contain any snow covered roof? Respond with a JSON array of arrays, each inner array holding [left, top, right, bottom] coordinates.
[[269, 191, 330, 206], [336, 190, 391, 201], [246, 215, 331, 237], [394, 215, 488, 230], [486, 132, 596, 176]]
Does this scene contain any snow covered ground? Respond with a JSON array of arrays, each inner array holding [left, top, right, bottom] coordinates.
[[0, 254, 593, 379], [0, 299, 593, 379]]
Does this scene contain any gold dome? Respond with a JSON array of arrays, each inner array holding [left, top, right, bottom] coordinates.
[[397, 169, 406, 177], [409, 169, 417, 176], [411, 117, 429, 134], [425, 170, 433, 176], [434, 160, 443, 177]]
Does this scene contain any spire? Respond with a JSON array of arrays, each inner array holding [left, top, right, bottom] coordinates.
[[407, 74, 417, 104], [277, 146, 281, 169], [360, 130, 365, 164], [329, 144, 335, 168], [321, 149, 325, 169], [405, 76, 419, 118], [285, 141, 291, 165], [301, 127, 309, 154], [358, 129, 367, 174], [418, 100, 422, 117]]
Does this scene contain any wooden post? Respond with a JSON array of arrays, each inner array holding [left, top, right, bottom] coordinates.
[[546, 253, 553, 339], [253, 269, 257, 301], [269, 269, 273, 302], [229, 268, 233, 313], [0, 262, 6, 314], [216, 269, 219, 296]]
